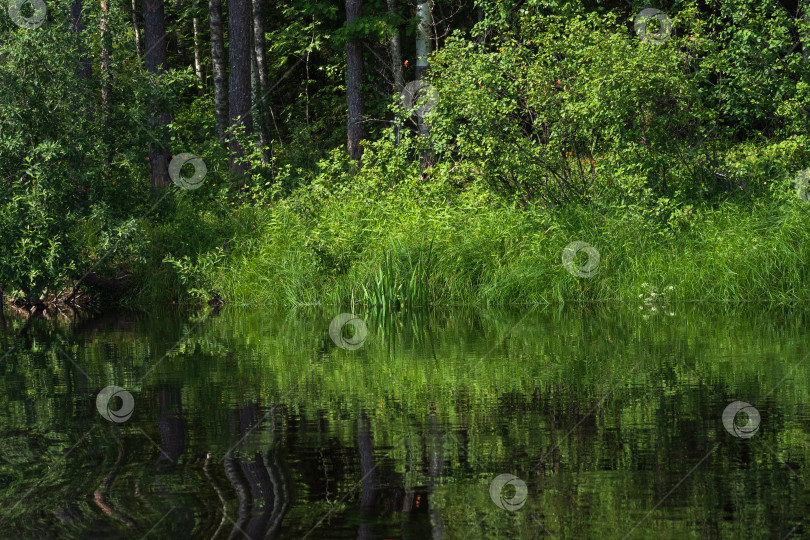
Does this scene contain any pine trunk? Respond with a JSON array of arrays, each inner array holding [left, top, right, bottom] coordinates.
[[209, 0, 228, 143], [346, 0, 366, 162], [143, 0, 172, 188], [228, 0, 253, 178]]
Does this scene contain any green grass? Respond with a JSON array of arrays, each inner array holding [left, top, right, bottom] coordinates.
[[193, 178, 810, 308]]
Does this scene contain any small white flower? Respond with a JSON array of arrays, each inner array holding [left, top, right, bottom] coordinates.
[[639, 294, 643, 298], [667, 285, 674, 291], [651, 292, 657, 297], [650, 306, 657, 312], [669, 312, 675, 316]]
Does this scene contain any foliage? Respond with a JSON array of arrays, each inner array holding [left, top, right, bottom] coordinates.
[[0, 0, 808, 308]]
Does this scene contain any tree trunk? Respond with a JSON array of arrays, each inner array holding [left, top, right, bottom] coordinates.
[[415, 0, 433, 81], [229, 0, 253, 178], [100, 0, 111, 110], [143, 0, 172, 188], [387, 0, 404, 94], [209, 0, 228, 143], [173, 0, 182, 60], [192, 3, 203, 81], [415, 0, 434, 166], [131, 0, 143, 57], [803, 0, 809, 63], [346, 0, 366, 162], [71, 0, 91, 79], [70, 0, 91, 195], [387, 0, 404, 145], [251, 0, 272, 165]]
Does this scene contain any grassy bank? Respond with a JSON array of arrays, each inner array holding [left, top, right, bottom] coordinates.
[[136, 138, 810, 308]]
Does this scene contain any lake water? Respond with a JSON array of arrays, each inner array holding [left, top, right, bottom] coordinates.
[[0, 304, 808, 539]]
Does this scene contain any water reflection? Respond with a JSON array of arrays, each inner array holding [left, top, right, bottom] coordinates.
[[0, 305, 808, 538]]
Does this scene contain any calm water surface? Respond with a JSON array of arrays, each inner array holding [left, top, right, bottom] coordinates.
[[1, 305, 809, 539]]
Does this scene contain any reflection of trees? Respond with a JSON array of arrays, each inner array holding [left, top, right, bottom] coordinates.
[[93, 436, 136, 528], [427, 406, 444, 540], [357, 411, 377, 540], [224, 402, 289, 539], [156, 386, 186, 467], [3, 305, 810, 536]]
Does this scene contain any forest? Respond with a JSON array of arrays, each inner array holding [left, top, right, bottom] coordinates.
[[2, 1, 810, 537], [0, 0, 809, 311]]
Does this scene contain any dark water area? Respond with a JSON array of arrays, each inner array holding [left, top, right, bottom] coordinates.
[[1, 304, 809, 539]]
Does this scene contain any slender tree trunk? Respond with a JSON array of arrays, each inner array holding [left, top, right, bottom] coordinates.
[[71, 0, 91, 79], [209, 0, 228, 143], [803, 0, 809, 63], [100, 0, 111, 110], [346, 0, 366, 162], [387, 0, 404, 93], [415, 0, 433, 81], [415, 0, 434, 166], [70, 0, 91, 194], [228, 0, 253, 178], [192, 2, 203, 81], [131, 0, 143, 57], [387, 0, 404, 145], [173, 0, 182, 59], [251, 0, 272, 165], [143, 0, 172, 188]]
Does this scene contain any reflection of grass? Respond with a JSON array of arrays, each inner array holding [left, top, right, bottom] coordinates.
[[2, 305, 810, 536]]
